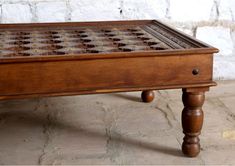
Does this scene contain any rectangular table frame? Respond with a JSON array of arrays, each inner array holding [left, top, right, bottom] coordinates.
[[0, 20, 219, 157]]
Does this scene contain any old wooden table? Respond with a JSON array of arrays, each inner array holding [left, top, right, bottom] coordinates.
[[0, 20, 218, 157]]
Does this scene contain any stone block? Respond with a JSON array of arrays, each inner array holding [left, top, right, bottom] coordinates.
[[2, 3, 32, 23], [218, 0, 235, 21], [36, 1, 67, 22], [70, 0, 121, 21], [121, 0, 168, 19], [169, 0, 214, 22], [196, 26, 233, 56]]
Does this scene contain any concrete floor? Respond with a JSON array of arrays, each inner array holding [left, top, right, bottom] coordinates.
[[0, 81, 235, 165]]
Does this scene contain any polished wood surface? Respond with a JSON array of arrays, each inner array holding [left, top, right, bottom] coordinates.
[[182, 88, 206, 157], [141, 90, 155, 103], [0, 54, 213, 97], [0, 20, 218, 157]]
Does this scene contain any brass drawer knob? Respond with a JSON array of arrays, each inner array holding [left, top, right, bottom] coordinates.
[[192, 69, 199, 75]]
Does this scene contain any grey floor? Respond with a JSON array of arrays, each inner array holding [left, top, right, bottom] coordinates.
[[0, 81, 235, 165]]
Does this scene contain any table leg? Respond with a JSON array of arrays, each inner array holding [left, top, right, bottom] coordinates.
[[181, 88, 206, 157], [141, 90, 155, 103]]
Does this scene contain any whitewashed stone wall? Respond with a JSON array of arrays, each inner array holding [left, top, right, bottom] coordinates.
[[0, 0, 234, 80]]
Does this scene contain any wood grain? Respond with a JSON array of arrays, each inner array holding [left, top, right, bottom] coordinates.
[[0, 54, 213, 97], [0, 20, 219, 157]]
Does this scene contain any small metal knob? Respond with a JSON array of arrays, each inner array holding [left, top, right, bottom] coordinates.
[[192, 69, 200, 75]]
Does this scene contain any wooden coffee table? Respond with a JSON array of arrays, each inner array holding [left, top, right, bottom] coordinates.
[[0, 20, 218, 157]]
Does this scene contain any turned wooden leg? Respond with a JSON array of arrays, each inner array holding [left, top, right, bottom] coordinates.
[[141, 90, 155, 103], [181, 88, 206, 157]]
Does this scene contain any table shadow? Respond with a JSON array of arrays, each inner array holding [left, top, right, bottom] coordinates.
[[0, 110, 183, 158], [109, 93, 142, 103]]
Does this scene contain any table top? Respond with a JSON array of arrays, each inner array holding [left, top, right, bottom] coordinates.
[[0, 20, 218, 63]]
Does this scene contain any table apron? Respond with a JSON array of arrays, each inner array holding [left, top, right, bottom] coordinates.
[[0, 54, 213, 97]]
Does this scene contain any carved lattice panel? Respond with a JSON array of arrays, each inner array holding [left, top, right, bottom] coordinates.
[[0, 26, 172, 57]]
